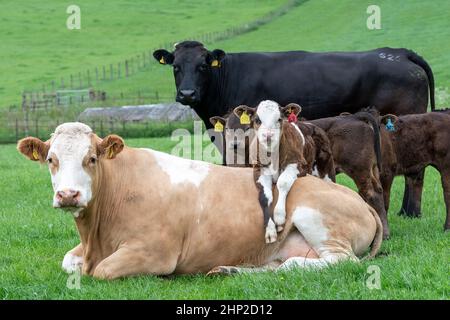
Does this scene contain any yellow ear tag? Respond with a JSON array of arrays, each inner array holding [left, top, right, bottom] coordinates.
[[240, 111, 250, 125], [159, 57, 165, 64], [214, 121, 224, 132], [107, 147, 114, 159], [211, 59, 220, 68], [32, 149, 39, 160]]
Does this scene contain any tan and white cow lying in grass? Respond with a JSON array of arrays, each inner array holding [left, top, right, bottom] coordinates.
[[17, 122, 382, 279]]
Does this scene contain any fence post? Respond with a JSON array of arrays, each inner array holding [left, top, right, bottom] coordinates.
[[102, 66, 106, 80], [110, 64, 113, 80], [109, 119, 114, 133], [70, 74, 74, 89], [87, 70, 91, 87], [22, 92, 26, 111], [35, 118, 39, 137], [125, 60, 129, 77], [60, 77, 65, 89], [95, 67, 99, 83], [51, 80, 55, 92], [118, 62, 121, 78], [15, 118, 19, 142]]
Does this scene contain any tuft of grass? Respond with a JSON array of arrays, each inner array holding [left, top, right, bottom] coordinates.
[[0, 137, 448, 299]]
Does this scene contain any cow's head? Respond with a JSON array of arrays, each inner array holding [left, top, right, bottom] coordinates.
[[153, 41, 226, 106], [234, 100, 302, 153], [17, 122, 124, 210], [210, 109, 254, 166]]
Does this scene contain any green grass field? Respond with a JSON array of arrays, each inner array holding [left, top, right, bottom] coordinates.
[[1, 0, 449, 108], [0, 137, 448, 299], [0, 0, 285, 107], [1, 0, 449, 300]]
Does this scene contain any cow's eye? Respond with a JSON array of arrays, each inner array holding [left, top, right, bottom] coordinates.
[[89, 156, 97, 165], [47, 157, 52, 164], [173, 65, 180, 73], [255, 118, 261, 125]]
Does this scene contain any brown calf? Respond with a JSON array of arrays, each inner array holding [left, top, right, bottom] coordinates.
[[308, 111, 389, 238], [379, 111, 450, 231]]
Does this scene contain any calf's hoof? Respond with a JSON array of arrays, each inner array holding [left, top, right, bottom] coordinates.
[[265, 219, 277, 244], [398, 209, 422, 218]]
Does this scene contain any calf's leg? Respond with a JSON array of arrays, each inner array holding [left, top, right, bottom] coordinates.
[[256, 173, 277, 243], [353, 171, 390, 239], [399, 170, 424, 217], [440, 170, 450, 231], [273, 164, 300, 232]]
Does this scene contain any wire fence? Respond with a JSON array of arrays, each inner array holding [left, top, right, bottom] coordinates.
[[1, 118, 196, 144], [20, 0, 306, 110]]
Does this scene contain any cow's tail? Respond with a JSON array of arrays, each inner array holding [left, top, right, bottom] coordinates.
[[354, 112, 382, 173], [407, 51, 435, 111]]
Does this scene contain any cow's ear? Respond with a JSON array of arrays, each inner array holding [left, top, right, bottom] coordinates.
[[380, 114, 399, 132], [17, 137, 50, 163], [207, 49, 226, 68], [153, 49, 174, 65], [233, 105, 256, 118], [281, 103, 302, 118], [209, 116, 226, 126], [380, 114, 399, 125], [209, 116, 227, 133], [98, 135, 124, 159]]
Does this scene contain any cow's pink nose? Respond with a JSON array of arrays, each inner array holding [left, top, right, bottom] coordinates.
[[56, 190, 80, 207], [263, 131, 274, 138]]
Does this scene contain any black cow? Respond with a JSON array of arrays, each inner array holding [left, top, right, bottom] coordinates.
[[153, 40, 435, 217], [153, 41, 435, 129]]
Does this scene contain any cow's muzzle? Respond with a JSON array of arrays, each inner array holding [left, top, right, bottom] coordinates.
[[54, 189, 81, 208], [177, 89, 199, 105]]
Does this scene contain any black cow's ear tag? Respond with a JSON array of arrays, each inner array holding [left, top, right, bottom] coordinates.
[[159, 57, 166, 65], [211, 59, 220, 68]]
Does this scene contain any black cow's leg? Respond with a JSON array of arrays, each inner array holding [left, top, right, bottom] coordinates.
[[399, 170, 425, 217]]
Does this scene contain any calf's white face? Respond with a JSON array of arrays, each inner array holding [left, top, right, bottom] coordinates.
[[17, 122, 124, 211], [254, 100, 282, 152]]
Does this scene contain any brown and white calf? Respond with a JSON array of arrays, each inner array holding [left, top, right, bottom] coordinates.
[[210, 106, 335, 244], [17, 122, 382, 279], [233, 100, 320, 243], [379, 111, 450, 231]]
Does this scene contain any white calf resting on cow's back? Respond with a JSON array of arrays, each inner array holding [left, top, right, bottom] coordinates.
[[233, 100, 309, 243]]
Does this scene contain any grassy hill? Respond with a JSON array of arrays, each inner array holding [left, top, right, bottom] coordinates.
[[2, 0, 449, 110], [0, 0, 286, 107], [91, 0, 450, 108]]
